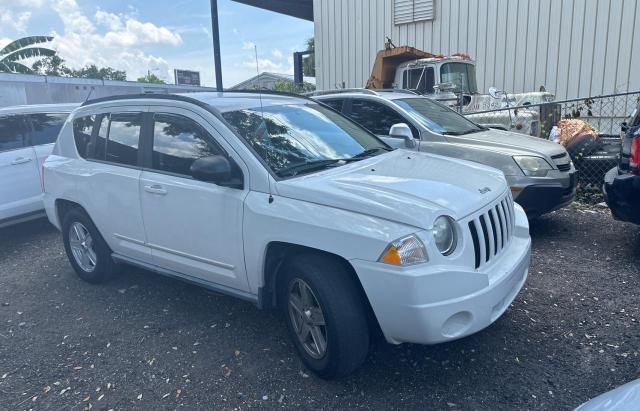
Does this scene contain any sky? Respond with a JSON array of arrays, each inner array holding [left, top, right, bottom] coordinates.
[[0, 0, 314, 87]]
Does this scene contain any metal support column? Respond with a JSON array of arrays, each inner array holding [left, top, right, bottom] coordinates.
[[210, 0, 223, 91]]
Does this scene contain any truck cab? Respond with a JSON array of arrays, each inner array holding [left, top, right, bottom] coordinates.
[[364, 44, 556, 137]]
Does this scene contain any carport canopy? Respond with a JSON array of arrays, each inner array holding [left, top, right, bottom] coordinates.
[[231, 0, 313, 21]]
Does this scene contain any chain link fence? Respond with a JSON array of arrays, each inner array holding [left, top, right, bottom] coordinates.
[[461, 91, 640, 191]]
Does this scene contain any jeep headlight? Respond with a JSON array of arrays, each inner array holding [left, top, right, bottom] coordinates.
[[379, 235, 428, 266], [513, 155, 553, 177], [432, 216, 457, 256]]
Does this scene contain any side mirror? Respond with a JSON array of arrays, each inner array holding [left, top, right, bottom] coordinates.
[[488, 86, 505, 99], [621, 122, 629, 133], [190, 155, 232, 184], [389, 123, 416, 148]]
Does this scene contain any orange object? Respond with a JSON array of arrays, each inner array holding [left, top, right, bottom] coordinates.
[[366, 44, 436, 89], [380, 245, 402, 264]]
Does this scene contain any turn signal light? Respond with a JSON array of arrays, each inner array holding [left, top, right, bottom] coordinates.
[[380, 245, 402, 264]]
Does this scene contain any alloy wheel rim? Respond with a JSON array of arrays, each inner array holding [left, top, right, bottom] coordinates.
[[288, 278, 327, 359], [69, 222, 97, 272]]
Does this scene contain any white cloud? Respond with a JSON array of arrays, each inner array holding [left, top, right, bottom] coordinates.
[[45, 0, 182, 82], [242, 41, 255, 50], [0, 0, 43, 7], [103, 19, 181, 47], [271, 49, 283, 59], [0, 37, 12, 50], [95, 10, 123, 31], [242, 57, 284, 73], [0, 10, 32, 33]]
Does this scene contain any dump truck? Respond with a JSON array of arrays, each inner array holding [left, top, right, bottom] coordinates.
[[366, 41, 558, 137]]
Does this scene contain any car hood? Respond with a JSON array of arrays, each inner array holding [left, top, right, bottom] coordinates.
[[449, 129, 567, 159], [275, 149, 507, 229]]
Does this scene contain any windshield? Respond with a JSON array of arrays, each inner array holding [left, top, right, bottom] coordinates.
[[222, 103, 388, 177], [395, 98, 484, 135], [440, 62, 478, 94]]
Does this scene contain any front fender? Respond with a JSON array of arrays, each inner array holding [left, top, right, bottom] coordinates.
[[242, 191, 416, 294]]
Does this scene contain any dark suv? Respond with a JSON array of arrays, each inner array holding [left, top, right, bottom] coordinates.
[[603, 105, 640, 225]]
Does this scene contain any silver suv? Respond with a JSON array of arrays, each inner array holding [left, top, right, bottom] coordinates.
[[313, 90, 576, 218]]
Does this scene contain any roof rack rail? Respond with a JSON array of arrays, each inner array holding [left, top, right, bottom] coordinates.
[[371, 89, 419, 95], [81, 89, 317, 108], [307, 88, 379, 97], [81, 92, 195, 107]]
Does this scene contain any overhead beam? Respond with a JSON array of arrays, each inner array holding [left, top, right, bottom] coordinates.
[[231, 0, 313, 21]]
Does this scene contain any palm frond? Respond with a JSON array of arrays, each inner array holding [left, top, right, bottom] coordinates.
[[0, 47, 56, 63], [0, 60, 34, 74], [0, 36, 53, 55]]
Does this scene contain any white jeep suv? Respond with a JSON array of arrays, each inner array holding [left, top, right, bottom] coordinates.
[[43, 92, 531, 378]]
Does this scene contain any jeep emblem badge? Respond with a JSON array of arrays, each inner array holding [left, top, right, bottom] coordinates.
[[478, 187, 491, 194]]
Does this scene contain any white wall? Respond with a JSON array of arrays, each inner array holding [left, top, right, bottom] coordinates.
[[313, 0, 640, 99]]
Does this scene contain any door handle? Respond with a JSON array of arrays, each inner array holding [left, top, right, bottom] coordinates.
[[11, 157, 32, 165], [144, 184, 168, 195]]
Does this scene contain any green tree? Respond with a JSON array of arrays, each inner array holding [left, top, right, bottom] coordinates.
[[137, 71, 165, 84], [31, 55, 127, 81], [31, 55, 72, 76], [70, 65, 127, 81], [0, 36, 55, 74], [272, 79, 315, 94], [302, 37, 315, 77]]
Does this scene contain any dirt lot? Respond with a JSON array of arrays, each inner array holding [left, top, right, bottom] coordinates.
[[0, 208, 638, 410]]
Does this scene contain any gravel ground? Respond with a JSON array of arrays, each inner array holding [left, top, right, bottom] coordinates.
[[0, 208, 638, 410]]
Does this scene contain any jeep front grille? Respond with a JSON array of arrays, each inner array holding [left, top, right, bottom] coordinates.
[[468, 193, 516, 269]]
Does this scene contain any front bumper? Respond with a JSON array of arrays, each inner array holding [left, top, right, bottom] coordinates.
[[351, 211, 531, 345], [509, 171, 577, 217], [603, 166, 640, 225]]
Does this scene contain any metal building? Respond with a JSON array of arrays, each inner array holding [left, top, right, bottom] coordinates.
[[235, 0, 639, 100]]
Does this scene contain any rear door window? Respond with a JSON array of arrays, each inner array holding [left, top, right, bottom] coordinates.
[[105, 113, 142, 167], [321, 99, 345, 112], [0, 115, 29, 152], [151, 113, 223, 176], [27, 113, 68, 146]]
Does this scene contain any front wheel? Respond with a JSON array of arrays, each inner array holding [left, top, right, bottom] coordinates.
[[278, 253, 370, 379]]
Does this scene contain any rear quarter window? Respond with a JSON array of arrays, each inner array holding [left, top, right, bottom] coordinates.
[[72, 115, 96, 158], [28, 113, 68, 146]]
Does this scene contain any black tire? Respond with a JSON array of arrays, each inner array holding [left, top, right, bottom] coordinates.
[[277, 253, 370, 379], [62, 207, 117, 284], [566, 133, 602, 162]]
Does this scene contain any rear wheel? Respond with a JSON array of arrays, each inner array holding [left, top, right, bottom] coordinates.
[[62, 208, 117, 283], [278, 253, 370, 379]]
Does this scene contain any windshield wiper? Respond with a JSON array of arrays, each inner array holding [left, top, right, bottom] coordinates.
[[277, 159, 350, 177], [278, 148, 392, 177], [443, 129, 483, 136], [351, 147, 392, 159]]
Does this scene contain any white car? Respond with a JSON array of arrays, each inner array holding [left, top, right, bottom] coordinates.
[[43, 92, 531, 378], [0, 104, 77, 228]]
